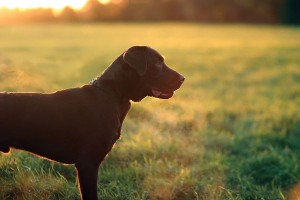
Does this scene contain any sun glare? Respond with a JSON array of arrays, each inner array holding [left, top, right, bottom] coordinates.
[[0, 0, 111, 10]]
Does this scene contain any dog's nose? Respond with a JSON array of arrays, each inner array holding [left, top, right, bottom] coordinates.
[[179, 75, 185, 83]]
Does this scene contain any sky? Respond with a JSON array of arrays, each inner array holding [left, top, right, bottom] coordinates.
[[0, 0, 111, 10]]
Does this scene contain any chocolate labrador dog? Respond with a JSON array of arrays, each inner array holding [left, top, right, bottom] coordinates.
[[0, 46, 184, 200]]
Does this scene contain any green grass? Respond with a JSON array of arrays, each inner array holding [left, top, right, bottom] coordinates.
[[0, 23, 300, 199]]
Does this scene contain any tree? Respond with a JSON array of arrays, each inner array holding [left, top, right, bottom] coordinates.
[[58, 6, 78, 22], [282, 0, 300, 24], [80, 0, 106, 21]]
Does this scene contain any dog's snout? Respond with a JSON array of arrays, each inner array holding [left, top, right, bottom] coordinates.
[[179, 75, 185, 83]]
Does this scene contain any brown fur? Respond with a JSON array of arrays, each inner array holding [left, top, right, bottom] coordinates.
[[0, 46, 184, 200]]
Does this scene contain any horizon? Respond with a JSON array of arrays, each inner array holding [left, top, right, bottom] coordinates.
[[0, 0, 111, 11]]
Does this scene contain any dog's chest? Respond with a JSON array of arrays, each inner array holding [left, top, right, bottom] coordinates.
[[116, 101, 131, 139]]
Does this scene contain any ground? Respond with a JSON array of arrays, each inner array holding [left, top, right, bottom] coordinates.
[[0, 23, 299, 199]]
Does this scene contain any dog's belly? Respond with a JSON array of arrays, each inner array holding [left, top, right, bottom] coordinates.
[[1, 126, 83, 164], [11, 139, 79, 164]]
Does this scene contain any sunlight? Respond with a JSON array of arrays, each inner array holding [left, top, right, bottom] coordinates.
[[0, 0, 111, 10], [99, 0, 111, 4]]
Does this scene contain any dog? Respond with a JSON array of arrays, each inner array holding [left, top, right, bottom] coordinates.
[[0, 46, 184, 200]]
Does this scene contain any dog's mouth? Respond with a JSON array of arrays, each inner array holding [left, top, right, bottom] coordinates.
[[151, 89, 174, 99], [150, 75, 184, 99]]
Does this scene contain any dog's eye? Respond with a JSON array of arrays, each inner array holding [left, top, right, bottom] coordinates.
[[155, 61, 163, 71]]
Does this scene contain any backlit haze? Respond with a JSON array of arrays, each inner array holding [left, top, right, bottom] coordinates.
[[0, 0, 110, 10]]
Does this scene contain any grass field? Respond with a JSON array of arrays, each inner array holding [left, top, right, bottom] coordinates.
[[0, 23, 300, 200]]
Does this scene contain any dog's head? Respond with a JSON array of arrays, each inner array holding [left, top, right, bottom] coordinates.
[[122, 46, 184, 101], [98, 46, 184, 102]]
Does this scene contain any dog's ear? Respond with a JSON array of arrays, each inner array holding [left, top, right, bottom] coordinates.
[[123, 46, 147, 76]]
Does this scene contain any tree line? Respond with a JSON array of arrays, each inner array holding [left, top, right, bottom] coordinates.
[[1, 0, 299, 24]]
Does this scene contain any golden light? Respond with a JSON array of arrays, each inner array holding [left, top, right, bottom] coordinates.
[[99, 0, 111, 4], [0, 0, 111, 10]]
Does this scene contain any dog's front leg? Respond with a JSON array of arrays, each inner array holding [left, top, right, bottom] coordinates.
[[76, 161, 100, 200]]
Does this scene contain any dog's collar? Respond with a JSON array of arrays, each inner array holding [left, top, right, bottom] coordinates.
[[89, 78, 97, 85], [90, 80, 128, 105]]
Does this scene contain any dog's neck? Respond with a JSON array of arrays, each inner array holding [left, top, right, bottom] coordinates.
[[91, 78, 128, 104], [91, 55, 148, 103], [90, 55, 127, 102]]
